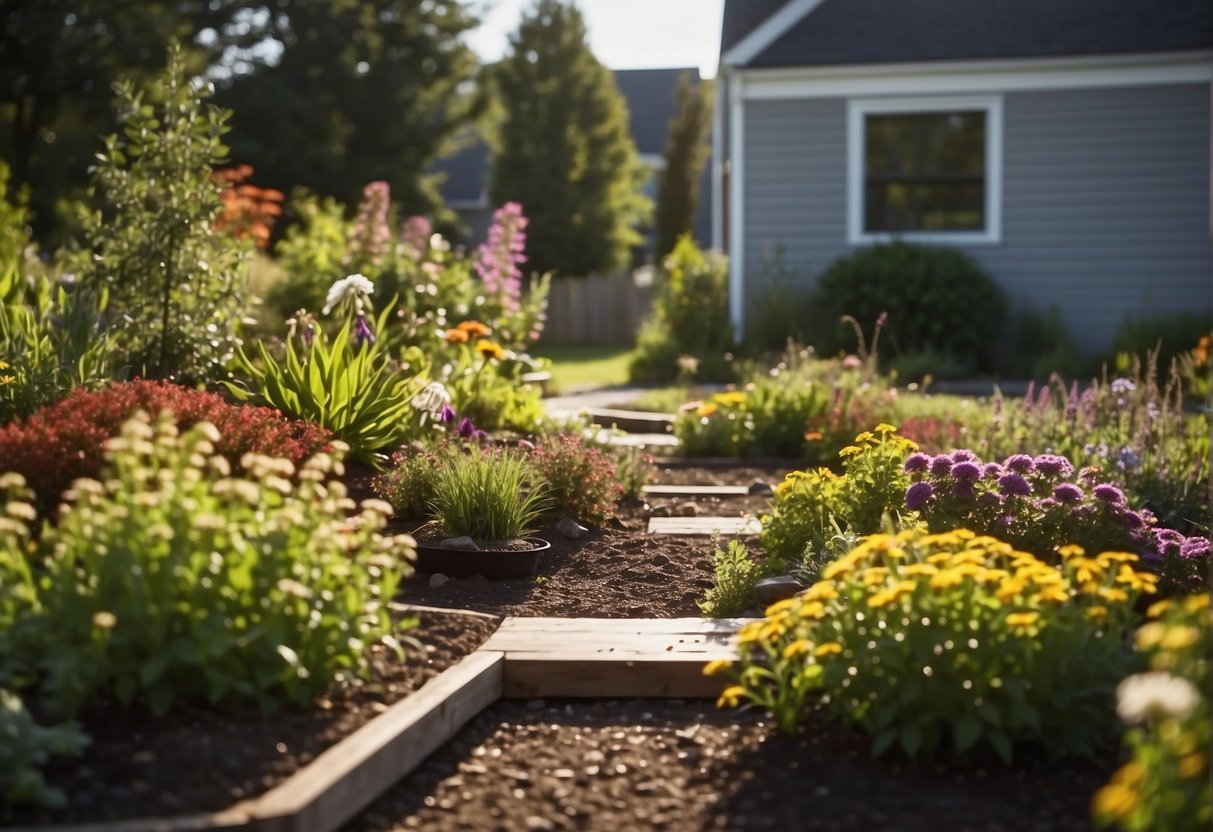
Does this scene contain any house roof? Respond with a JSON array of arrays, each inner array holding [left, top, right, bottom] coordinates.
[[719, 0, 791, 55], [613, 67, 701, 156], [433, 130, 490, 205], [723, 0, 1213, 68]]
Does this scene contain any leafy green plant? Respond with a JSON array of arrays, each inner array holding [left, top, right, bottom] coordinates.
[[0, 688, 88, 809], [527, 433, 624, 525], [77, 41, 246, 383], [809, 242, 1007, 372], [429, 446, 550, 541], [28, 412, 415, 719], [228, 302, 424, 467], [372, 442, 452, 519], [1005, 305, 1084, 380], [1110, 311, 1212, 379], [714, 528, 1152, 762], [1094, 593, 1210, 831], [631, 236, 733, 383], [700, 539, 774, 618]]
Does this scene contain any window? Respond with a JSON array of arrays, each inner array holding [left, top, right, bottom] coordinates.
[[847, 96, 1002, 244]]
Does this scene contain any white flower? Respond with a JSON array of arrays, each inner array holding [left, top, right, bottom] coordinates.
[[1116, 671, 1201, 724], [322, 273, 375, 315], [410, 381, 451, 424]]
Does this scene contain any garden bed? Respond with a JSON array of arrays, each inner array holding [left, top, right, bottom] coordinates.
[[1, 607, 499, 827], [350, 698, 1116, 832]]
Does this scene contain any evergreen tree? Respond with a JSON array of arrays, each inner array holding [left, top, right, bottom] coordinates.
[[489, 0, 650, 277], [655, 72, 713, 261], [215, 0, 483, 217]]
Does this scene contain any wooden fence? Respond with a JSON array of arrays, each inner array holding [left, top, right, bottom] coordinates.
[[539, 270, 654, 346]]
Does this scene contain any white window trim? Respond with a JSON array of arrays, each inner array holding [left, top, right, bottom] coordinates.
[[847, 95, 1003, 246]]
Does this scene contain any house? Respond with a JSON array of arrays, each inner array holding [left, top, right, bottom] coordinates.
[[714, 0, 1213, 355], [436, 67, 713, 258]]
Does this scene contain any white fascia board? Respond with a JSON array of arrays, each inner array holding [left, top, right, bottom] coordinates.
[[728, 71, 745, 340], [721, 0, 829, 67], [711, 70, 725, 250], [739, 50, 1213, 99]]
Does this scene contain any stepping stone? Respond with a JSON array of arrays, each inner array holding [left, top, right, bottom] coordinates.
[[598, 430, 680, 449], [586, 407, 676, 434], [647, 516, 762, 536], [642, 484, 750, 496]]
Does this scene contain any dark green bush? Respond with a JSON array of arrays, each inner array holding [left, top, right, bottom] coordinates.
[[1110, 311, 1212, 375], [809, 242, 1007, 373]]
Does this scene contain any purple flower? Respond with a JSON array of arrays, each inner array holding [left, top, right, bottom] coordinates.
[[952, 480, 976, 500], [1121, 510, 1144, 529], [348, 181, 392, 266], [457, 417, 477, 439], [401, 215, 433, 254], [1004, 454, 1035, 474], [996, 514, 1015, 530], [302, 324, 315, 348], [982, 463, 1004, 480], [950, 449, 976, 463], [997, 473, 1032, 498], [1179, 537, 1211, 562], [439, 404, 457, 425], [1052, 483, 1084, 504], [1092, 484, 1127, 505], [1033, 454, 1074, 479], [876, 311, 888, 328], [903, 452, 930, 473], [475, 202, 528, 311], [905, 481, 935, 510], [950, 461, 980, 481], [929, 454, 954, 477], [353, 313, 375, 346], [1110, 378, 1136, 395], [1037, 497, 1059, 511], [1153, 529, 1185, 559], [977, 491, 1002, 508], [1116, 448, 1141, 471], [1078, 466, 1102, 486]]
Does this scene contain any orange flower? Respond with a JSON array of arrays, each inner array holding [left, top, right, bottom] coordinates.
[[444, 328, 470, 344], [804, 431, 824, 441], [457, 320, 492, 338], [476, 339, 506, 360]]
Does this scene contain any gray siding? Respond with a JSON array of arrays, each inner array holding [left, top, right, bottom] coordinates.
[[742, 84, 1212, 355]]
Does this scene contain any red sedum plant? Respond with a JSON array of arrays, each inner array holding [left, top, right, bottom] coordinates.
[[0, 380, 331, 512]]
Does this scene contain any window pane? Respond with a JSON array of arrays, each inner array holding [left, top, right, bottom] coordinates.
[[864, 111, 985, 233]]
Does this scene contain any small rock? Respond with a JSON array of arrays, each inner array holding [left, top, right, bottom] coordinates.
[[650, 503, 673, 518], [754, 575, 807, 607], [556, 516, 588, 540], [673, 501, 700, 517], [526, 816, 555, 831], [441, 536, 479, 551], [651, 553, 671, 566], [748, 479, 774, 496], [429, 573, 450, 588]]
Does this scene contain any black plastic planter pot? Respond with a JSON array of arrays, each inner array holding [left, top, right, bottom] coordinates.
[[413, 537, 551, 579]]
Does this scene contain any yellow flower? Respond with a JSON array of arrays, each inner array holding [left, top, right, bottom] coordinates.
[[702, 659, 733, 676], [758, 620, 788, 642], [1057, 543, 1086, 558], [853, 431, 875, 444], [901, 563, 939, 578], [861, 566, 889, 587], [1178, 753, 1206, 779], [475, 339, 506, 360], [1034, 585, 1070, 604], [1006, 611, 1041, 636], [1091, 782, 1140, 820], [1146, 599, 1173, 619], [1115, 565, 1157, 594], [797, 601, 826, 621], [838, 445, 863, 458], [874, 423, 897, 434], [1085, 605, 1109, 621], [996, 579, 1027, 603], [782, 639, 813, 660], [868, 580, 914, 609], [716, 684, 746, 708], [1098, 586, 1129, 604], [765, 598, 797, 616], [736, 622, 764, 646], [1070, 557, 1105, 584], [696, 402, 719, 417], [457, 320, 492, 337], [1160, 625, 1200, 651], [814, 642, 843, 658], [711, 391, 747, 407], [804, 581, 839, 602], [929, 569, 965, 591]]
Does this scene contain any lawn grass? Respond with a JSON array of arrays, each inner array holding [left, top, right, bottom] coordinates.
[[531, 345, 637, 393]]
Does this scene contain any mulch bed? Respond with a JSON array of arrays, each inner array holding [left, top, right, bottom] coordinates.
[[351, 698, 1117, 832], [2, 607, 499, 826]]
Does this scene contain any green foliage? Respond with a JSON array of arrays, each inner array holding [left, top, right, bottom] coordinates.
[[227, 306, 424, 467], [655, 73, 712, 261], [0, 688, 88, 809], [699, 539, 773, 619], [721, 528, 1146, 760], [372, 442, 451, 519], [268, 191, 353, 322], [489, 0, 651, 276], [760, 426, 916, 570], [438, 332, 549, 436], [217, 1, 483, 217], [608, 445, 656, 499], [810, 242, 1007, 372], [1110, 311, 1212, 379], [527, 434, 625, 526], [1005, 305, 1084, 380], [428, 446, 550, 541], [26, 412, 414, 719], [631, 236, 733, 383], [743, 250, 813, 355], [1094, 594, 1210, 831], [78, 42, 246, 383]]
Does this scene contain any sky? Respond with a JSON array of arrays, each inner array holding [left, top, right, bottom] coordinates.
[[465, 0, 725, 79]]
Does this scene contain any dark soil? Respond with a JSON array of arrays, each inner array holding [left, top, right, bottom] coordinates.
[[351, 698, 1116, 832], [2, 607, 499, 827]]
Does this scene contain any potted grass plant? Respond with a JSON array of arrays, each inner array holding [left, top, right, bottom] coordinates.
[[413, 444, 552, 578]]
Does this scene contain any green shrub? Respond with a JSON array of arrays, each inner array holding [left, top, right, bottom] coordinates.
[[0, 689, 88, 809], [527, 434, 624, 526], [1005, 305, 1085, 380], [429, 445, 550, 541], [29, 412, 415, 718], [631, 236, 733, 383], [715, 528, 1150, 761], [77, 42, 246, 383], [373, 442, 451, 519], [1094, 594, 1210, 831], [809, 242, 1007, 372], [1110, 311, 1212, 378]]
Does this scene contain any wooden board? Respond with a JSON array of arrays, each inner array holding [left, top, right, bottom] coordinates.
[[587, 408, 676, 434], [599, 431, 680, 449], [502, 656, 731, 699], [647, 516, 763, 535], [642, 484, 750, 496]]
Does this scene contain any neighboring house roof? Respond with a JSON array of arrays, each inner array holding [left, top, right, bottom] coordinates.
[[432, 131, 490, 208], [613, 67, 700, 156], [723, 0, 1213, 68]]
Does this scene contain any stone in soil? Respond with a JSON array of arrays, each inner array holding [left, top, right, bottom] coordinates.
[[753, 575, 807, 607]]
